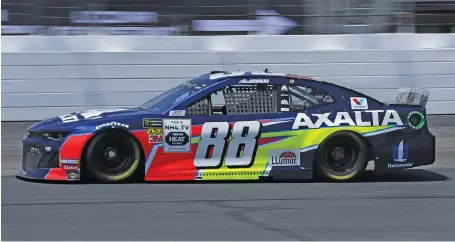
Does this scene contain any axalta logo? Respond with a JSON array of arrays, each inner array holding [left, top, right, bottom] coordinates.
[[95, 121, 129, 130], [350, 97, 368, 110], [239, 79, 269, 84], [292, 110, 403, 129]]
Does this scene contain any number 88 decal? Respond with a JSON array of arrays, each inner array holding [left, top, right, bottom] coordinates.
[[194, 121, 261, 168]]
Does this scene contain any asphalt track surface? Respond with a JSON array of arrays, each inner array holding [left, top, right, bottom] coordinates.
[[2, 117, 455, 240]]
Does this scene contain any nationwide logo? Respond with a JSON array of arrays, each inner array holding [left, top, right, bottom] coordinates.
[[393, 140, 408, 162], [350, 97, 368, 110], [388, 140, 413, 168]]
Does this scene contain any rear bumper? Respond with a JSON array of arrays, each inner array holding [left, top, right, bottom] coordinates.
[[373, 125, 436, 172]]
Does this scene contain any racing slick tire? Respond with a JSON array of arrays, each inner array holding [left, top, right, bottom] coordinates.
[[314, 131, 369, 182], [83, 129, 142, 183]]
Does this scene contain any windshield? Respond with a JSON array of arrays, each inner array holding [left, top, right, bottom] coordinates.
[[138, 78, 206, 113]]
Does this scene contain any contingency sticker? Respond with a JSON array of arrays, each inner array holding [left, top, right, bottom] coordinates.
[[268, 149, 301, 166], [163, 119, 192, 153]]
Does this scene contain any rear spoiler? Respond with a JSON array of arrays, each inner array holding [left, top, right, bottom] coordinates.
[[392, 87, 430, 107]]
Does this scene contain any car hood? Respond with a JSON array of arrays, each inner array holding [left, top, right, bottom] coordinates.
[[27, 107, 153, 131]]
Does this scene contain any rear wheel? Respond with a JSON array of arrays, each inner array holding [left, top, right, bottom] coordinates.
[[314, 131, 368, 182], [84, 129, 142, 183]]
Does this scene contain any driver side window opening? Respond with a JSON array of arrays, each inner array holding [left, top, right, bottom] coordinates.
[[186, 84, 279, 116], [284, 85, 335, 111]]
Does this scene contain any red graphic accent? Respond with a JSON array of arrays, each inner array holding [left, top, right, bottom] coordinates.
[[279, 151, 297, 158], [59, 134, 93, 160], [45, 168, 69, 180], [192, 125, 203, 137], [145, 144, 198, 181], [258, 137, 282, 145]]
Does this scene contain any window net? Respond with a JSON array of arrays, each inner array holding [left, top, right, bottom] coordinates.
[[222, 85, 277, 115]]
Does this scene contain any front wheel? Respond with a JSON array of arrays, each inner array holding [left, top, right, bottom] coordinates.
[[84, 129, 142, 183], [314, 131, 369, 182]]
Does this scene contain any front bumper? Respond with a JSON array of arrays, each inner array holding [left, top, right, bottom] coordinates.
[[17, 140, 81, 181]]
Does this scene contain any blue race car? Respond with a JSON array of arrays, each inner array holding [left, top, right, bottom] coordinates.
[[19, 70, 435, 183]]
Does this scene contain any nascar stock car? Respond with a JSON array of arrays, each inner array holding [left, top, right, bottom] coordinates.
[[19, 71, 435, 183]]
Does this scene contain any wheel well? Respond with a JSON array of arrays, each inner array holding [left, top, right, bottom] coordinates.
[[313, 130, 375, 164], [80, 128, 146, 173]]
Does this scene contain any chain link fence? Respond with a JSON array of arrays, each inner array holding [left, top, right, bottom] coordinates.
[[2, 0, 455, 35]]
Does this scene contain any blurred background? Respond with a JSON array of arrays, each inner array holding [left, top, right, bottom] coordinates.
[[2, 0, 455, 121], [2, 0, 455, 36]]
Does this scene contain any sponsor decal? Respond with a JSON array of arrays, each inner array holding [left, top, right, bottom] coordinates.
[[163, 119, 192, 152], [407, 111, 425, 129], [149, 135, 163, 143], [350, 97, 368, 110], [60, 159, 80, 165], [146, 128, 163, 135], [169, 110, 186, 116], [388, 140, 413, 168], [95, 121, 129, 130], [63, 165, 79, 170], [66, 170, 80, 180], [292, 110, 403, 129], [143, 118, 162, 128], [268, 150, 300, 166], [239, 78, 269, 84]]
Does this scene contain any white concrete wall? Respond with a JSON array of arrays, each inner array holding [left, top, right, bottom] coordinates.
[[2, 34, 455, 121]]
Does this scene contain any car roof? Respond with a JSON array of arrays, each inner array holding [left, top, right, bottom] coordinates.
[[191, 70, 318, 87], [191, 70, 385, 105]]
